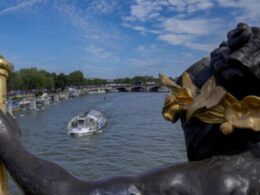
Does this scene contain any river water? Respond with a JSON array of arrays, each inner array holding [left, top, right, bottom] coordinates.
[[10, 92, 187, 194]]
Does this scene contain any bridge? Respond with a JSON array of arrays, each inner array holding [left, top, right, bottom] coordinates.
[[84, 83, 169, 93]]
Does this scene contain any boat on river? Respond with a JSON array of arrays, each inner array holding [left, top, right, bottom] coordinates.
[[67, 110, 107, 136], [18, 99, 30, 107]]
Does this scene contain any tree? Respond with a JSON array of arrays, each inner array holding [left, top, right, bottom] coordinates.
[[8, 68, 56, 91], [85, 78, 107, 86], [7, 71, 23, 90], [68, 70, 85, 86], [56, 73, 68, 91]]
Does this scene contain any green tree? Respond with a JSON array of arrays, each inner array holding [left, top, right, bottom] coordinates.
[[56, 73, 68, 91], [68, 70, 85, 86], [86, 78, 107, 86], [19, 68, 43, 90], [9, 68, 56, 91], [40, 70, 55, 91], [8, 71, 23, 90]]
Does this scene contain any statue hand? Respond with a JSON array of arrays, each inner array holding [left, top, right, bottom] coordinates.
[[220, 66, 246, 81], [210, 44, 231, 72], [213, 23, 256, 82], [227, 23, 252, 50]]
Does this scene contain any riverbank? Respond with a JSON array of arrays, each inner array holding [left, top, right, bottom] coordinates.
[[8, 85, 169, 115]]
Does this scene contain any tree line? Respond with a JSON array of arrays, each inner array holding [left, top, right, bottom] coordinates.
[[7, 68, 160, 92]]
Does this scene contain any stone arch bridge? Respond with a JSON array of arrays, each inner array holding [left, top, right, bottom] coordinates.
[[85, 83, 168, 93]]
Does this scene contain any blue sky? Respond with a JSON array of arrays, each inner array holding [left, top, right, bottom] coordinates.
[[0, 0, 259, 79]]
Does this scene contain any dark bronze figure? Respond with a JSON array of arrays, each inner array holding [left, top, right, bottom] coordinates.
[[0, 23, 259, 194]]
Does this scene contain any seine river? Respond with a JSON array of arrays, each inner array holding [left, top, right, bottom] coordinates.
[[10, 92, 187, 194]]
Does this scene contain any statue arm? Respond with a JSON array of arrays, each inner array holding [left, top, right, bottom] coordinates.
[[0, 112, 142, 194], [0, 112, 91, 194], [0, 135, 140, 194], [2, 141, 81, 194]]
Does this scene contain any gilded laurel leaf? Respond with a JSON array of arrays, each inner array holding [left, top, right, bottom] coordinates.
[[161, 72, 260, 134]]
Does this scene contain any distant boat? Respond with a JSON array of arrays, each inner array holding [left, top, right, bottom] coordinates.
[[68, 88, 80, 98], [67, 110, 107, 137], [88, 89, 106, 94], [69, 91, 79, 98], [18, 99, 30, 107]]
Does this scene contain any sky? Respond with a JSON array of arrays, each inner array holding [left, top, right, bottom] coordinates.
[[0, 0, 260, 79]]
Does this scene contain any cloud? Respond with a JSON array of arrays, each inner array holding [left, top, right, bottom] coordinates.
[[129, 44, 174, 69], [162, 18, 213, 35], [129, 57, 177, 69], [123, 23, 161, 34], [88, 0, 119, 15], [158, 17, 222, 51], [128, 0, 214, 22], [85, 45, 119, 62], [185, 42, 216, 52], [218, 0, 238, 7], [130, 44, 196, 68], [54, 2, 89, 32], [0, 0, 43, 16], [158, 34, 191, 45], [218, 0, 260, 23], [129, 0, 163, 21], [55, 2, 123, 44], [128, 44, 200, 77], [168, 0, 214, 13], [123, 0, 222, 52]]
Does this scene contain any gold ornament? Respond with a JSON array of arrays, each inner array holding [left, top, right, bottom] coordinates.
[[0, 55, 11, 195], [160, 72, 260, 135]]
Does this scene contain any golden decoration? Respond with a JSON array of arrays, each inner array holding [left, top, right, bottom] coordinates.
[[159, 72, 196, 122], [0, 55, 11, 195], [160, 72, 260, 135]]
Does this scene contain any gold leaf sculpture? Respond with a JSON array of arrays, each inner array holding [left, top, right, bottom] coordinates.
[[160, 72, 260, 135], [159, 72, 196, 122]]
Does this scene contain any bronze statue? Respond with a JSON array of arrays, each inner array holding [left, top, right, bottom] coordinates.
[[0, 23, 259, 194]]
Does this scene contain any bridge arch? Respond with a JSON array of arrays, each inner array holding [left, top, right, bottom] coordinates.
[[130, 86, 146, 92], [149, 86, 160, 92], [117, 87, 128, 92]]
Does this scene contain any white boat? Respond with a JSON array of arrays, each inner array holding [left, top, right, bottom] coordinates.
[[67, 110, 107, 136], [88, 89, 106, 95], [18, 99, 30, 107]]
